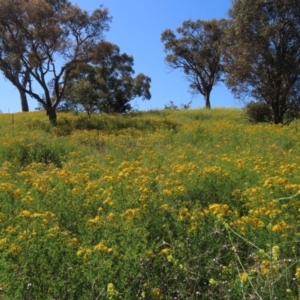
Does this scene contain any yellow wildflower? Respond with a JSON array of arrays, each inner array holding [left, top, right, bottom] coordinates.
[[151, 288, 161, 297], [106, 213, 115, 221], [295, 267, 300, 280], [160, 204, 169, 210], [0, 183, 14, 192], [260, 260, 270, 275], [18, 210, 31, 218], [160, 248, 170, 255], [8, 244, 20, 254], [76, 247, 92, 260], [107, 283, 118, 296], [6, 226, 16, 234], [272, 221, 291, 232], [162, 189, 171, 196], [167, 255, 178, 265], [103, 197, 114, 206], [239, 272, 248, 282], [68, 238, 80, 247], [179, 207, 191, 221], [208, 203, 230, 217], [13, 189, 21, 197], [47, 226, 60, 235], [44, 211, 55, 218], [32, 213, 43, 218], [174, 186, 185, 193], [87, 216, 101, 225], [93, 242, 112, 253], [272, 245, 280, 260], [18, 230, 29, 240], [121, 208, 140, 220], [0, 238, 9, 245]]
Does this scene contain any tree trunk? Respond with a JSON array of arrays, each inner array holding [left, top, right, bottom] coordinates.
[[20, 89, 29, 112], [205, 92, 211, 109], [47, 107, 57, 123], [272, 107, 284, 124]]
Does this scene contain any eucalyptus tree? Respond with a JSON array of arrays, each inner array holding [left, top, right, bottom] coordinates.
[[224, 0, 300, 124], [0, 0, 111, 121], [161, 19, 228, 109]]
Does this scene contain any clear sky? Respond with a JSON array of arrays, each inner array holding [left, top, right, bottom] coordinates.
[[0, 0, 241, 113]]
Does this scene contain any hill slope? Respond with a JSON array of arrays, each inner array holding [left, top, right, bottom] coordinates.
[[0, 109, 299, 299]]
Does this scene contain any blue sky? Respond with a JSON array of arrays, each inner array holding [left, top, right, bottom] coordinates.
[[0, 0, 240, 113]]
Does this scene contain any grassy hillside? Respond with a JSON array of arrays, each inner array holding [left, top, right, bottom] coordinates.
[[0, 109, 299, 299]]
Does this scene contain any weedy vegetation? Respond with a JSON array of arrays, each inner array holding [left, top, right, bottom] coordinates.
[[0, 109, 299, 299]]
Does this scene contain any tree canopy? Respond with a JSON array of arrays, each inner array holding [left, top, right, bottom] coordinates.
[[224, 0, 300, 124], [0, 0, 111, 121], [161, 19, 228, 109], [60, 41, 151, 115]]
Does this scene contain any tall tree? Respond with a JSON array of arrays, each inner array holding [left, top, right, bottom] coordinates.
[[161, 19, 228, 109], [61, 41, 151, 114], [224, 0, 300, 124], [0, 0, 71, 112], [0, 10, 30, 111], [0, 0, 111, 122]]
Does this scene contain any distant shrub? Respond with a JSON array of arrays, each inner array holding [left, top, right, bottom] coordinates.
[[164, 100, 192, 110], [284, 106, 300, 124], [181, 100, 192, 109], [164, 100, 179, 110], [244, 101, 273, 124]]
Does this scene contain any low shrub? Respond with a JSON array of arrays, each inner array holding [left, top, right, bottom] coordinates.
[[244, 101, 273, 124]]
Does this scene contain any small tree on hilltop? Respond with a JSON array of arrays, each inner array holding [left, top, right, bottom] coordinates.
[[161, 19, 228, 109], [61, 41, 151, 115]]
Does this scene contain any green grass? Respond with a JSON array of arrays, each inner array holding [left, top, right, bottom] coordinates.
[[0, 108, 299, 299]]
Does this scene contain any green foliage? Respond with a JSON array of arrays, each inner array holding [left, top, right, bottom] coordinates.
[[0, 140, 70, 168], [53, 114, 179, 133], [61, 41, 151, 115], [224, 0, 300, 124], [244, 101, 273, 124]]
